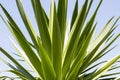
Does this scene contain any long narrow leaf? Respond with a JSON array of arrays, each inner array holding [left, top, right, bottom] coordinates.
[[62, 1, 88, 79], [37, 37, 56, 80], [16, 0, 38, 48], [90, 33, 120, 64], [31, 0, 51, 59], [75, 0, 102, 59], [66, 24, 96, 80], [50, 1, 62, 80], [89, 54, 120, 80], [7, 70, 28, 80], [79, 19, 116, 73], [0, 5, 44, 78], [9, 37, 44, 79], [70, 0, 78, 30], [0, 49, 35, 79], [57, 0, 68, 48]]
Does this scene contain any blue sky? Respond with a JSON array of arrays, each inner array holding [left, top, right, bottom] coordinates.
[[0, 0, 120, 77]]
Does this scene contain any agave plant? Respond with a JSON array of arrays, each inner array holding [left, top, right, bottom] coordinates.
[[0, 0, 120, 80]]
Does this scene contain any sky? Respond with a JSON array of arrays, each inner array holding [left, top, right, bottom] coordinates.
[[0, 0, 120, 78]]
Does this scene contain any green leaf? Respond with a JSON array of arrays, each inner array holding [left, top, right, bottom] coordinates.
[[66, 24, 96, 80], [108, 65, 120, 71], [16, 0, 38, 48], [89, 17, 120, 63], [83, 61, 107, 73], [79, 17, 115, 73], [0, 76, 14, 80], [57, 0, 68, 48], [9, 22, 43, 78], [37, 37, 56, 80], [101, 72, 120, 78], [0, 4, 44, 78], [7, 70, 28, 80], [50, 1, 62, 80], [0, 4, 26, 40], [78, 74, 84, 80], [0, 49, 35, 79], [88, 17, 114, 52], [75, 0, 102, 59], [0, 0, 120, 79], [31, 0, 51, 59], [9, 37, 44, 79], [89, 54, 120, 80], [70, 0, 78, 30], [62, 1, 88, 79], [90, 33, 120, 64]]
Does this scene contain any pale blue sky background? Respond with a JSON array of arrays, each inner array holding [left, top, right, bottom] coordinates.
[[0, 0, 120, 77]]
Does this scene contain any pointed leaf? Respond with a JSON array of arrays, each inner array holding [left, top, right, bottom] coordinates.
[[37, 37, 56, 80], [50, 1, 62, 80], [31, 0, 51, 59], [70, 0, 78, 30], [16, 0, 38, 48], [0, 50, 35, 79], [57, 0, 68, 48], [62, 1, 88, 79], [66, 24, 95, 80], [89, 54, 120, 80]]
